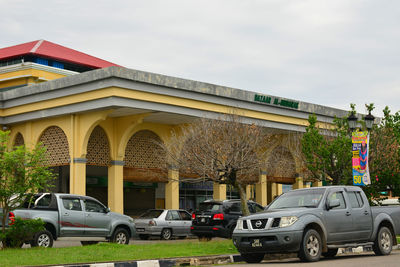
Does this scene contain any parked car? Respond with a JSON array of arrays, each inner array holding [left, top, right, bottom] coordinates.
[[134, 209, 192, 240], [191, 199, 264, 240], [0, 193, 136, 247], [233, 186, 400, 263]]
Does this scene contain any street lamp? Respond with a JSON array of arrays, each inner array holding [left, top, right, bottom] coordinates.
[[347, 111, 375, 131], [347, 112, 358, 132]]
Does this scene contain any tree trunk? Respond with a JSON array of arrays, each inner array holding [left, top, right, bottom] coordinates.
[[237, 183, 250, 216]]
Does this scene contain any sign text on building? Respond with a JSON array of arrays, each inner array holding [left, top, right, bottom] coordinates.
[[254, 94, 299, 109]]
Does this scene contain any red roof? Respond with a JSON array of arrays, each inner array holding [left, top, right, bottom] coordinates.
[[0, 40, 121, 69]]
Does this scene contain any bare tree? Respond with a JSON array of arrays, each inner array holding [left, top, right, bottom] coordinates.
[[163, 114, 273, 216]]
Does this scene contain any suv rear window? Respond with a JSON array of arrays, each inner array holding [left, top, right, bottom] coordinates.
[[199, 203, 222, 212], [139, 209, 163, 218]]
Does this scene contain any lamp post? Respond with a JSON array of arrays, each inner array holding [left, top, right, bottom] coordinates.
[[348, 109, 375, 186], [347, 111, 375, 132]]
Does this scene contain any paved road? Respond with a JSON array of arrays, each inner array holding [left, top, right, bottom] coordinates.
[[225, 250, 400, 267]]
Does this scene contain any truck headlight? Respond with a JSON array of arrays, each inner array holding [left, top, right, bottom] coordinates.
[[236, 219, 243, 230], [279, 216, 298, 228]]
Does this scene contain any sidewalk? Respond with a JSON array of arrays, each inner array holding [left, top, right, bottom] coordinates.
[[51, 245, 399, 267]]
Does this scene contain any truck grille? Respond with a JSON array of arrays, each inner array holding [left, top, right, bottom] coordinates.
[[250, 219, 268, 229]]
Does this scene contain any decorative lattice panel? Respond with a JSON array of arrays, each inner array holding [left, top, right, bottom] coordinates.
[[124, 130, 166, 169], [14, 133, 24, 147], [266, 146, 296, 178], [39, 126, 70, 166], [87, 126, 110, 166]]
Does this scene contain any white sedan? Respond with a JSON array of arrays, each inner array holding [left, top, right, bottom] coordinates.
[[134, 209, 192, 240]]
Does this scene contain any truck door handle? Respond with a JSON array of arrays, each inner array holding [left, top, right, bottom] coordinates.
[[63, 212, 69, 216], [364, 211, 369, 215], [346, 212, 351, 216]]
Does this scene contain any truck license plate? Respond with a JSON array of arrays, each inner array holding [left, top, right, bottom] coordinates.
[[251, 239, 262, 248]]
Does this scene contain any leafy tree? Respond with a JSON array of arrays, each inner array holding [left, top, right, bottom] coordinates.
[[0, 130, 55, 237], [301, 114, 353, 185], [367, 106, 400, 201], [163, 115, 272, 216]]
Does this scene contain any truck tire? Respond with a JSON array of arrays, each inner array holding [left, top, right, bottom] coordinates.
[[31, 230, 54, 248], [373, 226, 393, 256], [81, 241, 99, 246], [241, 253, 265, 263], [322, 248, 338, 258], [298, 229, 322, 262], [161, 228, 172, 240], [111, 228, 130, 244]]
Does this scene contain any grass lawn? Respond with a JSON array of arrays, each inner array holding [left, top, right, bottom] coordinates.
[[0, 239, 237, 267]]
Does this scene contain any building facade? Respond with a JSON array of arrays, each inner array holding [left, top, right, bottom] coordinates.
[[0, 40, 346, 216]]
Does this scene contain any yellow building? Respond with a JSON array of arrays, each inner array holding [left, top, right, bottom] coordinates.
[[0, 40, 346, 216]]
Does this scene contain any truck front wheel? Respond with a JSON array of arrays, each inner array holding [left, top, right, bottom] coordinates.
[[31, 230, 54, 248], [111, 228, 130, 244], [299, 229, 322, 262], [241, 253, 265, 263], [373, 226, 392, 256]]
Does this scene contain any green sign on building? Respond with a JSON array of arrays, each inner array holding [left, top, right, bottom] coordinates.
[[254, 94, 299, 109]]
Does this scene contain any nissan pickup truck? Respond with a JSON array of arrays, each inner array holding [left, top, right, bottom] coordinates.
[[232, 186, 400, 263], [1, 193, 136, 247]]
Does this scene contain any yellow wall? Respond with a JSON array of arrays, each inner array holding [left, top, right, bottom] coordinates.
[[0, 68, 67, 89]]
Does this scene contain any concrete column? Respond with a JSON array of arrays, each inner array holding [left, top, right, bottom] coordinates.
[[246, 185, 252, 200], [255, 172, 267, 206], [108, 161, 124, 213], [312, 181, 323, 187], [69, 158, 86, 196], [165, 169, 179, 209], [213, 183, 227, 200], [275, 183, 282, 196], [292, 177, 304, 190]]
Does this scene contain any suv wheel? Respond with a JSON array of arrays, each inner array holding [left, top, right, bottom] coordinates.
[[241, 253, 265, 263], [161, 228, 172, 240], [373, 226, 392, 255], [298, 229, 321, 262], [111, 228, 130, 244]]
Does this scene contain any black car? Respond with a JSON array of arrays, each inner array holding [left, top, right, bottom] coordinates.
[[191, 199, 264, 240]]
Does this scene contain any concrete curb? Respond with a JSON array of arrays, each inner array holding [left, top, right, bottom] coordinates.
[[50, 245, 400, 267]]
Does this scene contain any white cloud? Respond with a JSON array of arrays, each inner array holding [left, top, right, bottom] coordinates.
[[1, 0, 400, 117]]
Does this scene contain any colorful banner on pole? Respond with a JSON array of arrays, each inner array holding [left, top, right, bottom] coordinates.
[[352, 131, 371, 186]]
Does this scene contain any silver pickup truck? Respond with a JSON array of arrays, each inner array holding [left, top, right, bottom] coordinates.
[[1, 193, 136, 247], [233, 186, 400, 263]]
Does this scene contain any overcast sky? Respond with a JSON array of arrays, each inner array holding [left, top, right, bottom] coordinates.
[[1, 0, 399, 117]]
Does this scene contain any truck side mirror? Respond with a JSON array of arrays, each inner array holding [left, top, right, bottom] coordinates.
[[327, 199, 340, 210], [105, 207, 110, 213]]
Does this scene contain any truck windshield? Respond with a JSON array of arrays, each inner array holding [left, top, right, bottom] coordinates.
[[267, 188, 326, 209]]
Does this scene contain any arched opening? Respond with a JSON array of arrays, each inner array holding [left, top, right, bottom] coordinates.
[[13, 132, 25, 147], [86, 125, 110, 206], [38, 126, 70, 193], [123, 130, 167, 216]]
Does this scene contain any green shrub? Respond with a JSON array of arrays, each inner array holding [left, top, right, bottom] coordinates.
[[1, 217, 44, 248]]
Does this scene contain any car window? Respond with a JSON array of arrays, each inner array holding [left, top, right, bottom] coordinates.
[[139, 210, 163, 218], [84, 199, 106, 213], [348, 191, 362, 208], [62, 198, 82, 211], [179, 211, 191, 220], [166, 210, 181, 220], [199, 203, 222, 212], [254, 204, 264, 213], [355, 192, 364, 207], [230, 202, 241, 213], [328, 192, 346, 209]]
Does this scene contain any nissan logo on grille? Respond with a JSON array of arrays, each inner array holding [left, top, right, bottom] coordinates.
[[255, 220, 262, 228]]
